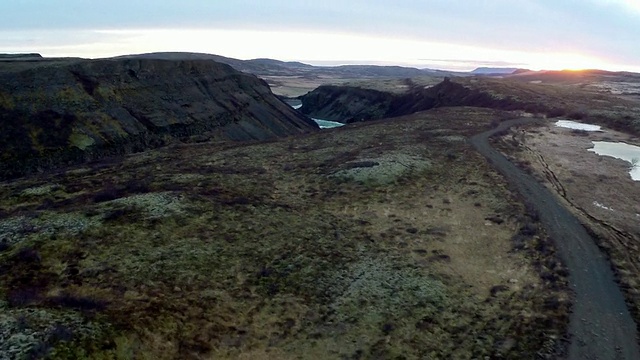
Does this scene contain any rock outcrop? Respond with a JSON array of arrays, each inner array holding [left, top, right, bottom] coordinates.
[[0, 58, 318, 179], [298, 79, 492, 122], [299, 77, 563, 122], [0, 53, 44, 60], [298, 86, 393, 123]]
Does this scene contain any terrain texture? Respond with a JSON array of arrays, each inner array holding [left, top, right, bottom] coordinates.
[[299, 75, 640, 136], [298, 73, 640, 358], [494, 119, 640, 359], [113, 52, 450, 97], [472, 119, 640, 360], [0, 107, 570, 359], [0, 58, 317, 180]]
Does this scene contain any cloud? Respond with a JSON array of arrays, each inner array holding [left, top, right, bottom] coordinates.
[[0, 1, 638, 71], [590, 0, 640, 13], [4, 28, 634, 72], [419, 59, 527, 67]]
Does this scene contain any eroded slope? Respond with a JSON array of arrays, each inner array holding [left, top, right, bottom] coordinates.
[[0, 58, 317, 180]]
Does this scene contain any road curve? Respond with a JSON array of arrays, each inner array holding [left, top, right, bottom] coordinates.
[[470, 118, 640, 360]]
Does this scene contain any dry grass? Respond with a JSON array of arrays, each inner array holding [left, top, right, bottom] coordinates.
[[263, 74, 444, 98], [0, 107, 569, 359]]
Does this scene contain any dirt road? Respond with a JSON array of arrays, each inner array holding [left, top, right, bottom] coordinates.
[[470, 118, 640, 360]]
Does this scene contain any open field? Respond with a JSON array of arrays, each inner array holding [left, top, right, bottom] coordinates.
[[262, 75, 352, 98], [264, 75, 444, 98], [0, 107, 569, 359]]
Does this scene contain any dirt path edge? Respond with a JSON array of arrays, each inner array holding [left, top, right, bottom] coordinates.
[[470, 118, 640, 360]]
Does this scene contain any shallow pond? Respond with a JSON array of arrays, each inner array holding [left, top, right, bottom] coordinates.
[[288, 103, 344, 129], [555, 120, 602, 132], [588, 141, 640, 180], [313, 118, 346, 129]]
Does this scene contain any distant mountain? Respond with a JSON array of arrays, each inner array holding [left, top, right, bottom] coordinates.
[[0, 53, 44, 60], [471, 67, 520, 75], [331, 65, 428, 77], [118, 52, 457, 78], [246, 58, 315, 69], [505, 69, 640, 85]]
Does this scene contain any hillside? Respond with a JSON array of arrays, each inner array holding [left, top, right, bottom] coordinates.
[[299, 76, 640, 134], [0, 107, 570, 359], [0, 58, 318, 180], [471, 67, 519, 75], [118, 52, 443, 78]]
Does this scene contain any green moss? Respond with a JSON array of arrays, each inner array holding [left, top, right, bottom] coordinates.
[[54, 86, 91, 108], [69, 132, 95, 150], [330, 259, 447, 322], [0, 211, 99, 247], [94, 85, 123, 102], [0, 307, 106, 359], [20, 184, 61, 197], [330, 153, 431, 186], [105, 192, 187, 219], [0, 91, 15, 109]]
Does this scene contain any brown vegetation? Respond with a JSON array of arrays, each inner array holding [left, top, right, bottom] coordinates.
[[0, 107, 569, 359]]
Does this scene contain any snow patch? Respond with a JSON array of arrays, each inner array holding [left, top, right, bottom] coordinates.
[[555, 120, 602, 132], [593, 201, 614, 211]]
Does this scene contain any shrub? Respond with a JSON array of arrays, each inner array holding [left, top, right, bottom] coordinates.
[[102, 206, 139, 222], [7, 288, 41, 307], [570, 129, 589, 136], [546, 108, 566, 118], [567, 111, 587, 120], [92, 186, 121, 203], [49, 293, 106, 311], [48, 324, 75, 342], [16, 247, 41, 263], [519, 222, 538, 236], [123, 178, 151, 194]]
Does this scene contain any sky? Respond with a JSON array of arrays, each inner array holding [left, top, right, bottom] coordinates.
[[1, 0, 639, 72]]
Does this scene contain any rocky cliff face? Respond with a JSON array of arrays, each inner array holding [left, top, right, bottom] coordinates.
[[299, 79, 497, 122], [299, 77, 561, 123], [299, 85, 393, 123], [0, 58, 318, 179]]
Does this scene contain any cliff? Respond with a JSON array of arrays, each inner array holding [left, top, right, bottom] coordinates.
[[0, 58, 318, 179], [299, 77, 576, 122], [298, 79, 497, 122], [298, 85, 393, 123]]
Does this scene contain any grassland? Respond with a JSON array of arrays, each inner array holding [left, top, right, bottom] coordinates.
[[0, 107, 569, 359], [264, 75, 444, 98]]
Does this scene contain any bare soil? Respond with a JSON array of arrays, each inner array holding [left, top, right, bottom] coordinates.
[[265, 75, 442, 98]]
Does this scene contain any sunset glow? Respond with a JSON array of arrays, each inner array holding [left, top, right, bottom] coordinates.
[[1, 0, 638, 73], [10, 28, 635, 73]]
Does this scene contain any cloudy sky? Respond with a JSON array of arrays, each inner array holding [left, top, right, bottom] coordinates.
[[1, 0, 639, 71]]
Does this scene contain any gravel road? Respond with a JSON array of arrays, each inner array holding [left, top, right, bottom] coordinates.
[[471, 118, 640, 360]]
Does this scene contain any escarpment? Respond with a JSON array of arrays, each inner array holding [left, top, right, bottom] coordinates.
[[298, 85, 393, 123], [298, 77, 600, 123], [298, 79, 515, 123], [0, 58, 318, 179]]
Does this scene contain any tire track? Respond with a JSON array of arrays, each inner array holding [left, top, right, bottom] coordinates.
[[470, 118, 640, 360]]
